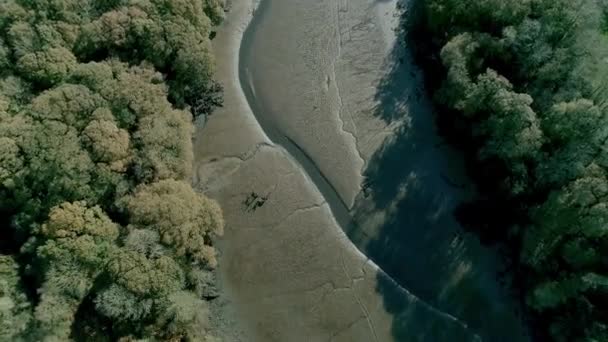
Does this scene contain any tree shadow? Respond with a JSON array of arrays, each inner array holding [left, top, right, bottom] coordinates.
[[345, 0, 530, 340], [375, 272, 481, 342]]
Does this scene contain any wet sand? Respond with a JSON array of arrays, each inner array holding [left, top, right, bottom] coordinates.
[[195, 0, 530, 340], [238, 0, 530, 340], [194, 0, 481, 340]]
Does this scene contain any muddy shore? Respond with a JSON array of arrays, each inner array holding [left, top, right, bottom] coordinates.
[[195, 0, 529, 340]]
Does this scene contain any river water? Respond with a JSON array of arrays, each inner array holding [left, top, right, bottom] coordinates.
[[238, 0, 531, 340]]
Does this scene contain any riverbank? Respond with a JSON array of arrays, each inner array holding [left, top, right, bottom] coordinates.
[[237, 0, 530, 340], [193, 0, 481, 340]]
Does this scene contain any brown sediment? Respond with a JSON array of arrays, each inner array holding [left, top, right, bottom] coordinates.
[[195, 0, 529, 340]]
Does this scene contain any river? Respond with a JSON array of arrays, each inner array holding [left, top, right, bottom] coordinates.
[[197, 0, 530, 340]]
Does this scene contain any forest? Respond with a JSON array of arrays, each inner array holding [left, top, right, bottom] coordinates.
[[411, 0, 608, 340], [0, 0, 225, 341]]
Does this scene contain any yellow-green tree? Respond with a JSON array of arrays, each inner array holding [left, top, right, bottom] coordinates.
[[0, 0, 224, 340], [125, 180, 224, 268]]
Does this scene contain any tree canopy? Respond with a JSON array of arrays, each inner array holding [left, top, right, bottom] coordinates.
[[0, 0, 225, 340], [412, 0, 608, 340]]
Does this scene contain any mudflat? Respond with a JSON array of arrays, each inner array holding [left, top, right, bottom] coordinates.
[[193, 0, 481, 340], [239, 0, 530, 340]]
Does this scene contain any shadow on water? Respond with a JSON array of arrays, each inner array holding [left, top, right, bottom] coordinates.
[[375, 271, 480, 342], [346, 0, 529, 341]]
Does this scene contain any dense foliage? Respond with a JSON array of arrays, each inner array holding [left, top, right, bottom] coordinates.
[[411, 0, 608, 340], [0, 0, 225, 340]]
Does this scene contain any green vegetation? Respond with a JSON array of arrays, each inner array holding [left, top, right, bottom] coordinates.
[[411, 0, 608, 340], [0, 0, 224, 340]]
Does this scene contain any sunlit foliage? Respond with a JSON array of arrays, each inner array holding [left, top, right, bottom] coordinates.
[[0, 0, 224, 340]]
